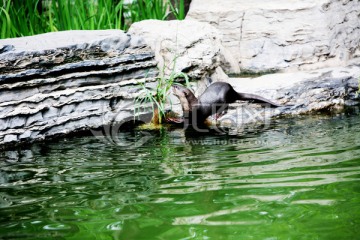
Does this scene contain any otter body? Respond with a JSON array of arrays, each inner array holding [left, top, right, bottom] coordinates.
[[172, 82, 280, 124]]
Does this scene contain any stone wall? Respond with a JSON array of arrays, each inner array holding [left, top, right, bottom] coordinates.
[[0, 22, 233, 148], [187, 0, 360, 72], [0, 17, 359, 148], [175, 65, 360, 129], [0, 30, 158, 147]]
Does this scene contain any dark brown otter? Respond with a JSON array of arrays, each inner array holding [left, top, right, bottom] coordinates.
[[172, 82, 281, 125]]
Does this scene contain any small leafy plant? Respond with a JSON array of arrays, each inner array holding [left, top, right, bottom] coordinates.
[[135, 59, 189, 124]]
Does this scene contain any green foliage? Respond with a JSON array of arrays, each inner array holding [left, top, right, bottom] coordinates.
[[168, 0, 185, 20], [0, 0, 187, 39], [135, 59, 189, 124], [129, 0, 169, 22], [1, 0, 125, 38], [49, 0, 125, 31], [1, 0, 45, 38]]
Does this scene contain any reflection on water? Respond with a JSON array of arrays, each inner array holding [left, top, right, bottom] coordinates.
[[1, 109, 360, 239]]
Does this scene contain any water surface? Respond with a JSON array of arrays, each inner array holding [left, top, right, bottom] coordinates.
[[1, 110, 360, 239]]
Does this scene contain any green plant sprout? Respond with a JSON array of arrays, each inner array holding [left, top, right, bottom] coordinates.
[[134, 57, 189, 125]]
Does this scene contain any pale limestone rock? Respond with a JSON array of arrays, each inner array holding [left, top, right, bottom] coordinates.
[[1, 22, 359, 148], [4, 135, 17, 143], [128, 20, 240, 80], [187, 0, 360, 72], [171, 65, 360, 127], [222, 65, 360, 126]]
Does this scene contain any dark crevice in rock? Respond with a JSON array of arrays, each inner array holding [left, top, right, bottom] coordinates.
[[0, 53, 156, 84]]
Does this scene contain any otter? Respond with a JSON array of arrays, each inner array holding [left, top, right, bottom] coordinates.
[[172, 82, 281, 125]]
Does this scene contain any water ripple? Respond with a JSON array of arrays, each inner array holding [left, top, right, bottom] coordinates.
[[1, 113, 360, 239]]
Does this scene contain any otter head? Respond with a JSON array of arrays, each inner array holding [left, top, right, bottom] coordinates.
[[172, 85, 198, 112]]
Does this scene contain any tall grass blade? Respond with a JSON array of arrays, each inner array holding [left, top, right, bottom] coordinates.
[[1, 0, 186, 39], [0, 5, 11, 39]]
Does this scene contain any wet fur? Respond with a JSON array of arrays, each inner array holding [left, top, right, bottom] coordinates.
[[172, 82, 281, 124]]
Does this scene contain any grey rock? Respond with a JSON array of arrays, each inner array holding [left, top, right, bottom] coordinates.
[[221, 65, 360, 127], [4, 135, 18, 143], [1, 24, 359, 148], [128, 20, 239, 81], [0, 30, 158, 146], [19, 131, 32, 140], [9, 116, 26, 129], [170, 65, 360, 129], [187, 0, 360, 72]]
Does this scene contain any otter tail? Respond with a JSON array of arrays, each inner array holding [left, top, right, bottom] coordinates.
[[237, 92, 281, 107]]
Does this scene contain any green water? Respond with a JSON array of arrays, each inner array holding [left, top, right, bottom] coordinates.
[[1, 110, 360, 239]]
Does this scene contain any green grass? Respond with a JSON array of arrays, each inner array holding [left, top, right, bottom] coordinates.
[[0, 0, 187, 39], [135, 58, 189, 124], [169, 0, 185, 20], [130, 0, 169, 22]]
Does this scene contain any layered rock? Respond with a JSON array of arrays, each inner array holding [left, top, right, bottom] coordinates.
[[0, 30, 158, 147], [172, 64, 360, 129], [187, 0, 360, 72], [0, 19, 359, 148], [227, 65, 360, 113]]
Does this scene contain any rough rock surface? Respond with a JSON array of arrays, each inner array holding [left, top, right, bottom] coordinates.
[[0, 30, 158, 147], [128, 20, 240, 81], [187, 0, 360, 72], [170, 65, 360, 128], [226, 64, 360, 114]]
